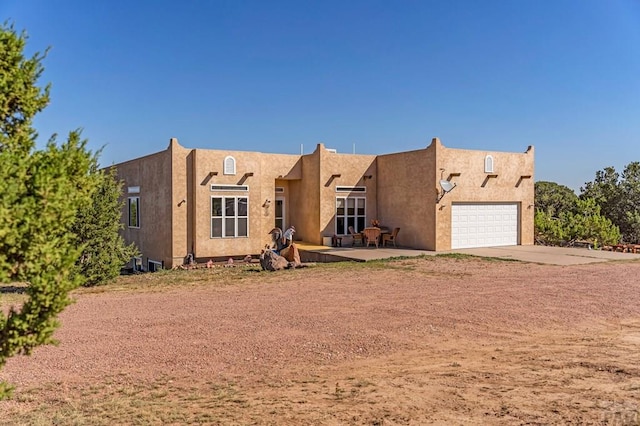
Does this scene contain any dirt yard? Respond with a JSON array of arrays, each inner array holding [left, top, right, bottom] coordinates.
[[1, 255, 640, 425]]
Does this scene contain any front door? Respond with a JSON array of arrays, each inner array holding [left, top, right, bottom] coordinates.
[[275, 197, 285, 230]]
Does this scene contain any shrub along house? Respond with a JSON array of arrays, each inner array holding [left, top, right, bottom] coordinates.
[[113, 137, 534, 270]]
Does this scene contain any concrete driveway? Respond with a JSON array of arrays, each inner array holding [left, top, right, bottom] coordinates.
[[447, 245, 640, 265], [298, 242, 640, 265]]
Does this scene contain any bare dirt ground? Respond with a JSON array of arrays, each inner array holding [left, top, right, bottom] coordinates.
[[1, 256, 640, 425]]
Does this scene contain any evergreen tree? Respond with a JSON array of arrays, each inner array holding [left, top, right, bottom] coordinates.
[[581, 162, 640, 243], [0, 24, 97, 398], [74, 167, 138, 286], [535, 197, 620, 247], [534, 181, 578, 217]]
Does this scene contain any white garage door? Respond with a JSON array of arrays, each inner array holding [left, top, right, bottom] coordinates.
[[451, 203, 519, 249]]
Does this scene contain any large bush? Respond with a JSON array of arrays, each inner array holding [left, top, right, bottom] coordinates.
[[0, 24, 98, 398], [74, 167, 139, 286], [535, 198, 620, 248]]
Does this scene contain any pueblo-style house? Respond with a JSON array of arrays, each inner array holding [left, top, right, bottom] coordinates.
[[113, 137, 534, 270]]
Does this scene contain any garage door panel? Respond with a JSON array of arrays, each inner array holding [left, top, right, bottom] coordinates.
[[452, 203, 519, 249]]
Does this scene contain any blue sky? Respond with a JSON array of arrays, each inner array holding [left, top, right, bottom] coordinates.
[[3, 0, 639, 191]]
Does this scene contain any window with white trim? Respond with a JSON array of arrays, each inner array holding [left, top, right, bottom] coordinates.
[[128, 197, 140, 228], [211, 196, 248, 238], [223, 156, 236, 175], [484, 155, 494, 173], [336, 196, 366, 235]]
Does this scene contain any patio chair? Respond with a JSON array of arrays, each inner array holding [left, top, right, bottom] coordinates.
[[363, 227, 381, 248], [382, 227, 400, 247], [349, 226, 364, 246]]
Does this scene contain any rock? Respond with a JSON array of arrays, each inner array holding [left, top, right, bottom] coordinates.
[[280, 243, 301, 266], [260, 248, 289, 271]]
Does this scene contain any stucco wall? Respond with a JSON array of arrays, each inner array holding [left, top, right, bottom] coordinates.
[[259, 153, 303, 241], [189, 147, 300, 259], [318, 146, 377, 242], [377, 143, 437, 250], [114, 148, 173, 267], [170, 139, 192, 266], [113, 136, 535, 263], [434, 142, 535, 250], [293, 147, 321, 244]]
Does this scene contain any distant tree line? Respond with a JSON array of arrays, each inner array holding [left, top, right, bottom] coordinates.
[[535, 162, 640, 247]]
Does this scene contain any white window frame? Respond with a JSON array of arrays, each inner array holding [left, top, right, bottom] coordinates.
[[484, 155, 494, 173], [211, 196, 249, 238], [335, 196, 366, 235], [275, 186, 285, 193], [223, 156, 236, 175], [128, 196, 140, 228]]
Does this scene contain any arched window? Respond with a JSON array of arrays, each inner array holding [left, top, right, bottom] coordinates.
[[223, 156, 236, 175], [484, 155, 494, 173]]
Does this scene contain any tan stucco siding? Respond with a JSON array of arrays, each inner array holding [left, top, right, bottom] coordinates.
[[189, 148, 301, 259], [318, 146, 377, 242], [294, 148, 321, 244], [434, 144, 535, 250], [170, 139, 192, 266], [115, 150, 173, 267], [113, 137, 535, 262], [377, 145, 437, 250], [259, 153, 303, 241]]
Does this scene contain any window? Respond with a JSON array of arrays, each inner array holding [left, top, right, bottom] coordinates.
[[210, 184, 248, 191], [132, 257, 143, 272], [148, 260, 162, 272], [223, 156, 236, 175], [336, 196, 366, 235], [336, 186, 366, 193], [484, 155, 494, 173], [128, 197, 140, 228], [211, 196, 248, 238]]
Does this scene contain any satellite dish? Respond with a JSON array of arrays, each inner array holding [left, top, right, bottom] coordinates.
[[439, 179, 456, 193], [437, 179, 457, 203]]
